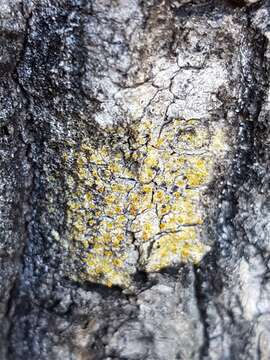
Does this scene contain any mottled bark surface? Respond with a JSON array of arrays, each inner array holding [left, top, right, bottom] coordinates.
[[0, 0, 270, 359]]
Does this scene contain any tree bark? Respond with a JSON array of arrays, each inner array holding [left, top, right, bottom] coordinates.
[[0, 0, 270, 359]]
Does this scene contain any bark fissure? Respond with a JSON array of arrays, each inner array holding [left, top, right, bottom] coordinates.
[[1, 1, 270, 359]]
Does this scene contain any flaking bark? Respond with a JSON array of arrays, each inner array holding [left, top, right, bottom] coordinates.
[[0, 1, 269, 359]]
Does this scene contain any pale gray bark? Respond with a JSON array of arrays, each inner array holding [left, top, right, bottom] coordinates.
[[0, 1, 270, 359]]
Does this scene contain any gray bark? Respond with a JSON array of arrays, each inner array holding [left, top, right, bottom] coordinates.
[[0, 0, 270, 359]]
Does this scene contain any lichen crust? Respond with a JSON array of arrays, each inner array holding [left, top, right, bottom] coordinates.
[[63, 118, 227, 288]]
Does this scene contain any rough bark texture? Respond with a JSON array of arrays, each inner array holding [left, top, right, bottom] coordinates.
[[0, 0, 270, 359]]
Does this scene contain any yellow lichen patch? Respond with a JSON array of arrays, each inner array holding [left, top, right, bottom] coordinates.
[[174, 120, 209, 151], [64, 118, 227, 288], [184, 157, 212, 188], [145, 227, 206, 271]]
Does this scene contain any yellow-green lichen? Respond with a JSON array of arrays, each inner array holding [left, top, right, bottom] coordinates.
[[64, 118, 227, 288]]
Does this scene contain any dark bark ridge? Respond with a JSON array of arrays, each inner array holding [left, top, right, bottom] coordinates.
[[0, 1, 269, 359]]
